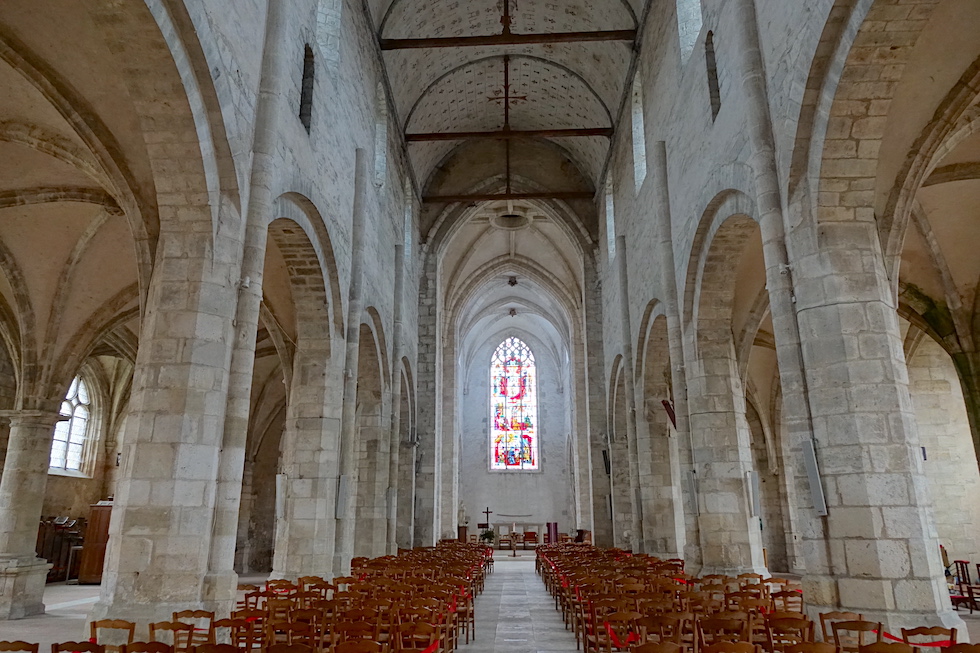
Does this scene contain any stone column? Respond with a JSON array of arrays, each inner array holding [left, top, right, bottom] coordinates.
[[386, 245, 406, 554], [201, 0, 285, 613], [652, 141, 695, 564], [413, 258, 439, 547], [437, 335, 458, 541], [581, 257, 606, 544], [615, 236, 643, 552], [334, 148, 369, 573], [0, 411, 61, 619], [732, 0, 810, 576]]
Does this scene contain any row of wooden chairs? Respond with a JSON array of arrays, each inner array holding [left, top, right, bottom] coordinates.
[[0, 643, 372, 653], [535, 544, 961, 653]]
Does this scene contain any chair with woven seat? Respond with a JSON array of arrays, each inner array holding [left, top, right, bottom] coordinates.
[[766, 616, 814, 653], [333, 642, 383, 653], [52, 644, 104, 653], [787, 645, 837, 653], [948, 646, 980, 653], [771, 591, 803, 614], [858, 643, 913, 653], [901, 627, 956, 651], [697, 616, 751, 650], [702, 643, 759, 653], [0, 643, 38, 653], [91, 619, 136, 653], [266, 646, 313, 653], [818, 612, 862, 643], [632, 644, 683, 653], [172, 611, 215, 647], [121, 644, 173, 653], [190, 645, 239, 653], [150, 621, 195, 653], [832, 621, 881, 653]]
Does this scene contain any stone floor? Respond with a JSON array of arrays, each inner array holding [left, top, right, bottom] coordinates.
[[468, 555, 577, 653], [1, 553, 979, 649]]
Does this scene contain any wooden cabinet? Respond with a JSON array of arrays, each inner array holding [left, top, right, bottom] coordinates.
[[78, 502, 112, 584]]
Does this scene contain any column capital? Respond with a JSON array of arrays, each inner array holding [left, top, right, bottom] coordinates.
[[0, 410, 64, 427]]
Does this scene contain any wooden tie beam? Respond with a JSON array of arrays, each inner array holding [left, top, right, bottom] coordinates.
[[406, 127, 612, 142], [422, 191, 594, 204], [381, 30, 636, 50]]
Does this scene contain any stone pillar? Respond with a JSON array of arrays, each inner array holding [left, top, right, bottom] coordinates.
[[652, 141, 696, 565], [354, 394, 391, 559], [386, 245, 406, 554], [793, 217, 963, 630], [334, 148, 369, 573], [413, 257, 439, 547], [582, 257, 608, 544], [202, 0, 287, 610], [438, 336, 458, 541], [0, 411, 61, 619], [615, 236, 643, 552], [732, 0, 810, 576]]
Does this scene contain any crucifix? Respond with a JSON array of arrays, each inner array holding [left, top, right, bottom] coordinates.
[[483, 506, 493, 522]]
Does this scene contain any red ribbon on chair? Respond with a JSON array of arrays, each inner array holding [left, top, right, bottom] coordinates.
[[876, 631, 951, 647], [604, 621, 640, 649], [421, 642, 440, 653]]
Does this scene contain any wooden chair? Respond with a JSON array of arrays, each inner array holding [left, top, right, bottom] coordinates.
[[900, 627, 956, 650], [150, 621, 195, 652], [172, 611, 215, 647], [393, 622, 441, 653], [0, 643, 38, 653], [333, 643, 382, 653], [636, 614, 690, 646], [91, 619, 137, 653], [857, 644, 912, 653], [632, 644, 683, 653], [832, 621, 881, 653], [947, 646, 980, 653], [266, 646, 313, 653], [190, 647, 238, 653], [267, 579, 299, 596], [698, 616, 751, 650], [703, 643, 759, 653], [766, 617, 814, 653], [603, 611, 643, 653], [787, 644, 838, 653], [523, 531, 539, 549], [771, 591, 804, 613], [120, 644, 173, 653], [818, 613, 863, 643], [52, 645, 104, 653]]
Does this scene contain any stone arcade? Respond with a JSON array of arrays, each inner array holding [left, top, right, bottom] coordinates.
[[0, 0, 977, 636]]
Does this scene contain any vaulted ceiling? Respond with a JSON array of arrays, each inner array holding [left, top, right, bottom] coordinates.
[[370, 0, 644, 196]]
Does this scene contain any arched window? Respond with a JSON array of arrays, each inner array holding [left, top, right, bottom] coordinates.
[[490, 337, 538, 471], [49, 376, 91, 472], [299, 44, 315, 133]]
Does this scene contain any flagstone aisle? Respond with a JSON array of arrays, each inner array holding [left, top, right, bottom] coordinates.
[[463, 556, 578, 653]]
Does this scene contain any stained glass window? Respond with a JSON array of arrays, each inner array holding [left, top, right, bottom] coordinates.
[[490, 337, 538, 471], [49, 376, 90, 472]]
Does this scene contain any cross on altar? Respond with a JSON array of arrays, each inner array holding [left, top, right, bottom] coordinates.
[[483, 506, 493, 522]]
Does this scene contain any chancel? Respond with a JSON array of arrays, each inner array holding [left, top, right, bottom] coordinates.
[[0, 0, 977, 642]]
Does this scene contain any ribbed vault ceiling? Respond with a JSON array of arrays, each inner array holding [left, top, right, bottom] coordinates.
[[372, 0, 643, 190]]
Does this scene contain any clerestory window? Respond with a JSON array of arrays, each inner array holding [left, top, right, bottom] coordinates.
[[49, 376, 91, 472], [490, 337, 539, 471]]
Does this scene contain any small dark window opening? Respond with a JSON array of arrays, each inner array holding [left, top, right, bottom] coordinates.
[[300, 44, 315, 133], [705, 31, 721, 121]]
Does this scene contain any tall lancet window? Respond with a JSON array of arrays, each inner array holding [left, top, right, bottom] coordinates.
[[490, 337, 538, 470]]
